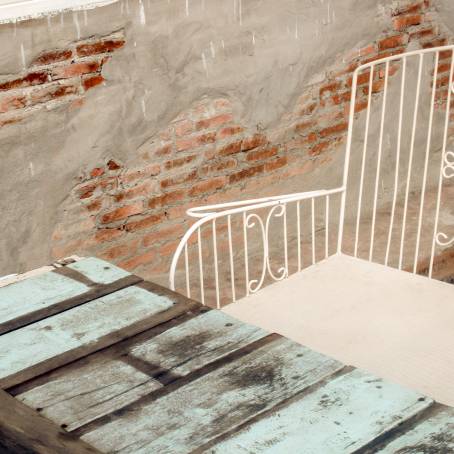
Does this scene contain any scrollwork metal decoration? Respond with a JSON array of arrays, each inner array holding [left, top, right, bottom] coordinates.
[[442, 151, 454, 179]]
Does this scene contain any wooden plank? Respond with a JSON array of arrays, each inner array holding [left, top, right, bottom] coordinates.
[[0, 285, 197, 389], [0, 270, 89, 331], [0, 389, 100, 454], [16, 358, 162, 432], [205, 368, 433, 453], [0, 275, 142, 336], [66, 257, 131, 285], [82, 337, 343, 453], [130, 310, 268, 378], [374, 405, 454, 453]]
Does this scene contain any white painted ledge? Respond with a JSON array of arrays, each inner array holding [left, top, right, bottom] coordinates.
[[0, 0, 118, 23]]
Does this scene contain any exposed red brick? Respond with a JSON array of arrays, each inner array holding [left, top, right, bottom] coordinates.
[[359, 44, 376, 57], [393, 14, 422, 31], [409, 27, 434, 41], [77, 182, 97, 199], [30, 82, 79, 104], [154, 143, 173, 157], [422, 37, 448, 49], [217, 140, 243, 157], [246, 146, 278, 161], [393, 1, 424, 16], [114, 180, 156, 202], [142, 224, 185, 247], [83, 74, 104, 91], [86, 198, 102, 212], [200, 159, 237, 174], [295, 120, 314, 133], [90, 167, 105, 178], [107, 159, 122, 170], [319, 122, 348, 138], [285, 132, 318, 151], [120, 164, 160, 185], [32, 49, 73, 66], [196, 113, 233, 131], [94, 228, 124, 243], [148, 190, 186, 209], [119, 250, 156, 270], [125, 213, 164, 232], [241, 134, 267, 151], [437, 62, 452, 75], [331, 91, 352, 105], [320, 81, 341, 97], [378, 35, 407, 51], [265, 156, 288, 172], [160, 170, 198, 189], [189, 177, 228, 197], [0, 72, 49, 91], [164, 155, 197, 170], [217, 125, 245, 139], [174, 119, 193, 137], [229, 165, 264, 184], [440, 49, 453, 60], [176, 132, 216, 151], [100, 202, 143, 224], [0, 94, 27, 113], [52, 60, 101, 80], [309, 141, 331, 157], [299, 102, 317, 116], [76, 38, 125, 57], [99, 240, 138, 261]]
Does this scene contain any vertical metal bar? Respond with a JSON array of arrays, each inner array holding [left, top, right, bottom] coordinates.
[[413, 51, 439, 274], [227, 214, 236, 302], [184, 243, 190, 298], [355, 66, 374, 257], [399, 54, 424, 270], [311, 198, 316, 265], [243, 212, 250, 297], [283, 203, 289, 277], [212, 219, 220, 309], [430, 49, 454, 278], [297, 201, 302, 271], [338, 68, 359, 254], [385, 58, 406, 267], [197, 227, 205, 306], [325, 195, 330, 259], [369, 60, 390, 262]]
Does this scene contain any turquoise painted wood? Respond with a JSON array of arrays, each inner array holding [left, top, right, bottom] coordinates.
[[82, 337, 343, 453], [130, 310, 268, 376], [67, 258, 131, 284], [210, 369, 433, 454], [17, 358, 162, 432], [0, 271, 89, 327], [376, 407, 454, 453], [0, 286, 174, 387]]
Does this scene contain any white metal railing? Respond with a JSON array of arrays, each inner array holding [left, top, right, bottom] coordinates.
[[170, 45, 454, 306]]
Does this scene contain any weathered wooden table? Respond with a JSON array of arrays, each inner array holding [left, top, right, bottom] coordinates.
[[0, 257, 452, 453]]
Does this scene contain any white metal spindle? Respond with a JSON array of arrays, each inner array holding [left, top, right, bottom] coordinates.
[[355, 67, 374, 257], [227, 214, 236, 302], [297, 201, 302, 271], [243, 211, 250, 297], [311, 198, 316, 265], [184, 243, 190, 298], [385, 58, 407, 266], [430, 50, 454, 278], [197, 227, 205, 305], [212, 219, 220, 308], [413, 51, 439, 274], [283, 203, 288, 277], [399, 54, 424, 270], [369, 61, 389, 262]]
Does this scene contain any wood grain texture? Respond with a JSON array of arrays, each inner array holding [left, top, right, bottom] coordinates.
[[16, 358, 162, 432], [130, 310, 268, 377], [0, 285, 193, 389], [375, 405, 454, 453], [0, 271, 89, 333], [206, 369, 433, 453], [82, 337, 343, 453], [0, 389, 100, 454], [66, 258, 131, 285]]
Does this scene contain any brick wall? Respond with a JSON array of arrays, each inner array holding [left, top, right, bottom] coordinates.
[[21, 0, 454, 284], [0, 30, 125, 127]]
